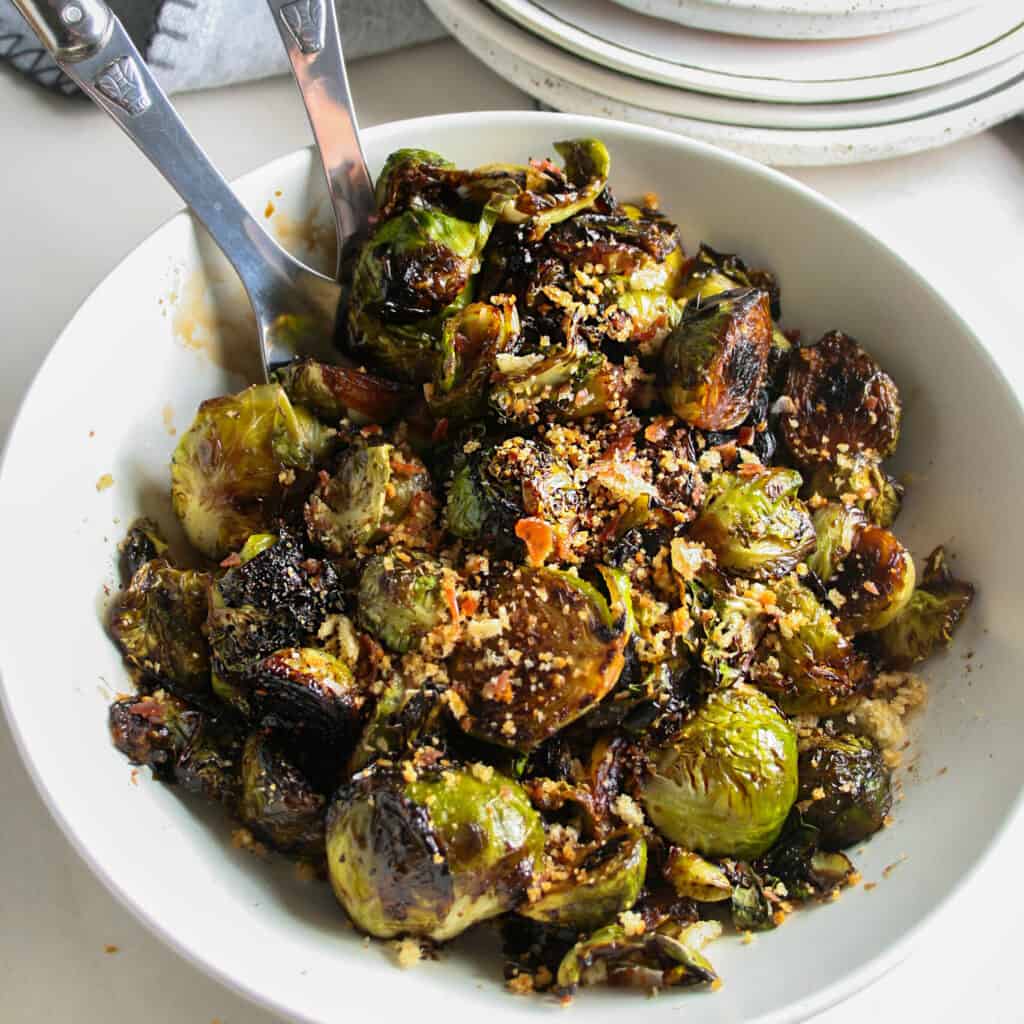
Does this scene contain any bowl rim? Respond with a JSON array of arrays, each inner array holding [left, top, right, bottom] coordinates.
[[2, 109, 1022, 1024]]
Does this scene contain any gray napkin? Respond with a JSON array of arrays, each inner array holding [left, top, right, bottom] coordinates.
[[0, 0, 445, 95]]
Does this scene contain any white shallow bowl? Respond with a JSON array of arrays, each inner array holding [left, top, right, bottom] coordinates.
[[609, 0, 981, 40], [432, 0, 1024, 165], [499, 0, 1024, 103], [1, 111, 1022, 1024]]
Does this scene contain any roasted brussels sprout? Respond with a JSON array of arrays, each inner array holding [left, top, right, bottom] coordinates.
[[443, 437, 579, 559], [640, 684, 798, 860], [357, 551, 447, 653], [689, 571, 769, 688], [662, 288, 771, 431], [238, 731, 325, 854], [831, 525, 915, 634], [520, 832, 647, 931], [275, 358, 407, 425], [374, 147, 456, 217], [448, 566, 630, 751], [428, 299, 520, 422], [110, 560, 212, 698], [556, 918, 721, 993], [797, 734, 892, 849], [305, 439, 434, 556], [756, 818, 855, 901], [170, 384, 327, 559], [108, 690, 240, 803], [875, 546, 974, 669], [348, 209, 487, 382], [807, 502, 866, 582], [489, 342, 650, 425], [782, 331, 901, 467], [723, 860, 775, 932], [805, 451, 903, 528], [689, 468, 815, 580], [754, 576, 868, 715], [663, 848, 732, 903], [326, 765, 544, 940]]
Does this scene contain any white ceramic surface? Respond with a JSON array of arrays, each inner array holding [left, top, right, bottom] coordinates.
[[488, 0, 1024, 124], [609, 0, 982, 40], [504, 0, 1024, 102], [434, 0, 1024, 164], [1, 110, 1021, 1024]]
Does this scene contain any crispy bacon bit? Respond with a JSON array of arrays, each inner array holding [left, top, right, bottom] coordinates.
[[431, 418, 449, 443], [219, 552, 242, 568], [442, 577, 461, 624], [482, 670, 515, 704], [390, 457, 421, 477], [515, 517, 555, 565], [459, 593, 479, 618]]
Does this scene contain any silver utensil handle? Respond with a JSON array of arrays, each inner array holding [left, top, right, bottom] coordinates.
[[12, 0, 302, 320], [268, 0, 376, 273]]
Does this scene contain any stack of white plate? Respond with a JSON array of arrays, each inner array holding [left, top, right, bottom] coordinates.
[[423, 0, 1024, 165]]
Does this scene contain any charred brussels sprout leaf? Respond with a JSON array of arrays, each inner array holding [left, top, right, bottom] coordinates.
[[325, 765, 543, 940], [689, 468, 815, 580], [348, 209, 486, 382], [640, 684, 797, 860], [556, 919, 721, 994], [428, 299, 520, 422], [347, 679, 447, 775], [664, 848, 733, 903], [171, 384, 313, 559], [110, 560, 212, 698], [831, 525, 915, 634], [805, 451, 903, 528], [662, 288, 771, 431], [357, 552, 447, 653], [239, 731, 326, 854], [782, 332, 902, 467], [448, 566, 630, 751], [305, 439, 434, 555], [443, 437, 578, 557], [723, 860, 776, 932], [119, 518, 168, 582], [275, 359, 407, 425], [520, 832, 647, 931], [754, 576, 868, 715], [797, 734, 892, 850], [374, 147, 456, 217], [807, 502, 866, 583], [875, 546, 974, 669], [756, 818, 854, 901]]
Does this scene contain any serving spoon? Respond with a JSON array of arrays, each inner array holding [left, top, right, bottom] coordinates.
[[267, 0, 376, 279], [13, 0, 345, 381]]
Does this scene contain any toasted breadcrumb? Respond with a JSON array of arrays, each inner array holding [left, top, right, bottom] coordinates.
[[394, 938, 424, 969], [230, 828, 268, 858], [507, 972, 535, 994], [618, 910, 645, 937], [611, 793, 645, 828]]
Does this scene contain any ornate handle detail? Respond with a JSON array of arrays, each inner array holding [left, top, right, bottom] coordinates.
[[280, 0, 326, 54], [11, 0, 112, 62]]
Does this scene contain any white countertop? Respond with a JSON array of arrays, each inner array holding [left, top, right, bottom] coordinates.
[[1, 36, 1023, 1023]]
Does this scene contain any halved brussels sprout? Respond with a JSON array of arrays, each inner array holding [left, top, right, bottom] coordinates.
[[689, 468, 815, 580], [448, 566, 630, 751], [443, 437, 579, 556], [831, 525, 915, 634], [556, 918, 721, 993], [326, 765, 544, 941], [798, 734, 892, 850], [250, 647, 361, 766], [805, 451, 903, 528], [110, 559, 212, 698], [489, 346, 643, 423], [664, 848, 732, 903], [305, 439, 434, 555], [782, 331, 902, 467], [275, 358, 407, 425], [640, 684, 798, 860], [520, 832, 647, 932], [807, 502, 866, 583], [689, 571, 769, 688], [428, 299, 520, 422], [607, 287, 682, 356], [662, 288, 771, 431], [108, 690, 240, 803], [357, 551, 447, 653], [118, 517, 168, 582], [238, 731, 326, 855], [171, 384, 318, 559], [875, 546, 974, 669], [754, 576, 868, 715], [348, 208, 486, 382]]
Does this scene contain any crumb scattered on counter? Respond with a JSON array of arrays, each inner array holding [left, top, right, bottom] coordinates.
[[104, 944, 119, 954]]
